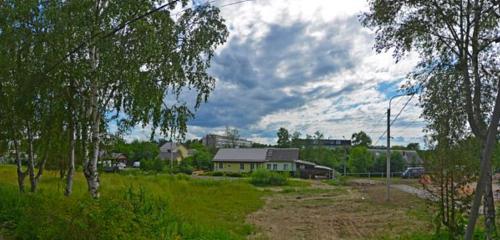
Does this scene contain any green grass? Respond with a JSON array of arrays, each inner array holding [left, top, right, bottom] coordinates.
[[0, 165, 265, 240]]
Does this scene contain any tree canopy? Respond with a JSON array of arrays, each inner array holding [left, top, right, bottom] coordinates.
[[0, 0, 228, 198]]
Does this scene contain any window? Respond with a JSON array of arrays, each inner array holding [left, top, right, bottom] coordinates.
[[240, 163, 244, 170], [273, 164, 277, 170], [218, 162, 223, 169], [267, 164, 271, 170], [250, 163, 255, 170], [284, 164, 288, 170]]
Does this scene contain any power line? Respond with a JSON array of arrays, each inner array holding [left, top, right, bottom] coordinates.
[[373, 94, 416, 146]]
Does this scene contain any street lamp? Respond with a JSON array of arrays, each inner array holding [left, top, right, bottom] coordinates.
[[386, 91, 415, 201]]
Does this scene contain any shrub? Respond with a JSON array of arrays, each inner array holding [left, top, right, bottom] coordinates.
[[224, 172, 242, 178], [250, 169, 288, 186], [141, 158, 166, 172], [211, 171, 224, 176]]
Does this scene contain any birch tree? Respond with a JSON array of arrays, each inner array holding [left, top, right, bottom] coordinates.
[[59, 0, 228, 198], [362, 0, 500, 238]]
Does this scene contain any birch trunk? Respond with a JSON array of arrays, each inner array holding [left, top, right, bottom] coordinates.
[[65, 121, 76, 196], [14, 139, 26, 192], [83, 28, 101, 197], [27, 125, 36, 193], [465, 85, 500, 239]]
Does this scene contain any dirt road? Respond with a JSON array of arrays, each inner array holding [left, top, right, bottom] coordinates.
[[246, 180, 432, 240]]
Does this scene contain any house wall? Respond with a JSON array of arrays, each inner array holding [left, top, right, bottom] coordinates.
[[263, 161, 296, 172], [213, 162, 265, 173]]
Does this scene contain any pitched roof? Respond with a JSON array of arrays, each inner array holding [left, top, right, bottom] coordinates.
[[213, 148, 300, 162], [160, 142, 179, 152], [213, 148, 268, 162], [266, 148, 299, 161]]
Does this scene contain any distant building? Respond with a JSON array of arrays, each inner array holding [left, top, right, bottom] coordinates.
[[159, 142, 190, 163], [202, 134, 253, 149], [296, 139, 351, 148]]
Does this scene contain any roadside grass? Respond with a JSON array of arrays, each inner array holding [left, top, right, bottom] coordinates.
[[0, 165, 265, 240]]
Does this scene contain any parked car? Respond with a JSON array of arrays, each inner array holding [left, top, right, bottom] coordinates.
[[402, 167, 425, 178], [132, 161, 141, 168], [104, 162, 126, 173]]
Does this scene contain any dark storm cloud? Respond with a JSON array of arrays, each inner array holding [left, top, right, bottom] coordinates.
[[189, 16, 368, 129]]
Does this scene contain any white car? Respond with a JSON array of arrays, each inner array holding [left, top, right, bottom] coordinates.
[[132, 161, 141, 168]]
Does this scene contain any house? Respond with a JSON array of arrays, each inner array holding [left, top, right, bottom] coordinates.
[[213, 148, 298, 173], [110, 153, 128, 164], [159, 142, 189, 163], [202, 134, 253, 149]]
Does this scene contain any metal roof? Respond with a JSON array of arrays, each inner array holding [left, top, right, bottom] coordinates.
[[213, 148, 299, 162], [213, 148, 268, 162]]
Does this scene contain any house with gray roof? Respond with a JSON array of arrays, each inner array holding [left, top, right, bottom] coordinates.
[[213, 148, 299, 173]]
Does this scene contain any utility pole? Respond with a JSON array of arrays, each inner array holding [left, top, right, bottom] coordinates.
[[386, 108, 391, 201], [385, 91, 415, 201], [342, 136, 347, 176]]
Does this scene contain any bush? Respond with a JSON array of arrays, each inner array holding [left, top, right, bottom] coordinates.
[[211, 171, 224, 176], [224, 172, 242, 178], [249, 169, 288, 186], [140, 158, 166, 172]]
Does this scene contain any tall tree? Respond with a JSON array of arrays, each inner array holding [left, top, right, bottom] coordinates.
[[276, 127, 291, 148], [0, 0, 228, 198], [290, 131, 302, 148], [224, 126, 240, 148], [351, 131, 372, 147], [406, 143, 420, 151], [362, 1, 500, 238]]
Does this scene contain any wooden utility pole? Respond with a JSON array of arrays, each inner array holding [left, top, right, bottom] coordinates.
[[386, 108, 391, 201]]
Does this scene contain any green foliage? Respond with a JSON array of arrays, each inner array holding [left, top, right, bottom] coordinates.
[[249, 168, 288, 186], [323, 176, 348, 186], [300, 146, 346, 171], [407, 143, 421, 151], [371, 151, 406, 173], [0, 185, 234, 239], [276, 127, 291, 148], [184, 142, 213, 170], [351, 131, 372, 147], [0, 165, 264, 240], [348, 146, 373, 173], [140, 158, 166, 172]]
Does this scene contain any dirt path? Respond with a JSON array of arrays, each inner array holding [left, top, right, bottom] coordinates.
[[391, 184, 436, 201], [246, 180, 432, 240]]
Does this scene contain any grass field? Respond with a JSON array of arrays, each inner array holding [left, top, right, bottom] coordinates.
[[2, 165, 495, 240], [0, 165, 265, 240]]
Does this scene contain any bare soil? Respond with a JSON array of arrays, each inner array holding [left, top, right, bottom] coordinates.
[[246, 180, 433, 240]]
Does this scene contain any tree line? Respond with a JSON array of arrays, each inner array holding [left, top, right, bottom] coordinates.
[[0, 0, 228, 198], [362, 0, 500, 238]]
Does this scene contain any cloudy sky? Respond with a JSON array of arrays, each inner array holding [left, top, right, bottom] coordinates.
[[128, 0, 426, 147]]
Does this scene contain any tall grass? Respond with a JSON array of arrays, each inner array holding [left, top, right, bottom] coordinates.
[[0, 165, 264, 239]]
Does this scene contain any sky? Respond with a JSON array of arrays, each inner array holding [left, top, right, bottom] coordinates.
[[125, 0, 426, 147]]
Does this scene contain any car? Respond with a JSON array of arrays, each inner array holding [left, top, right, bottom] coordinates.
[[132, 161, 141, 168], [103, 162, 126, 173], [402, 167, 425, 178]]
